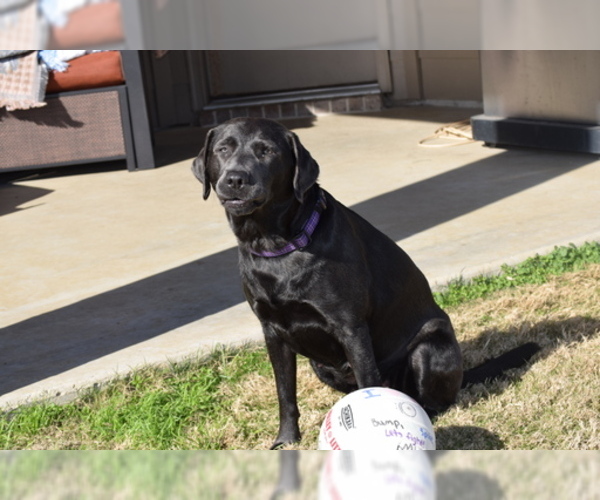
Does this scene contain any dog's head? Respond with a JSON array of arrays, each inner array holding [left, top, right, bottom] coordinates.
[[192, 118, 320, 216]]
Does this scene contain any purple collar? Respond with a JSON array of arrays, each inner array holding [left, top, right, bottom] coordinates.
[[250, 190, 327, 258]]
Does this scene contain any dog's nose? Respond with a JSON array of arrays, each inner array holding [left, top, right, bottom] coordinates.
[[226, 171, 249, 190]]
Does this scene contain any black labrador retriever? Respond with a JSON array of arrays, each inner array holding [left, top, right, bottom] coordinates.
[[193, 117, 540, 449]]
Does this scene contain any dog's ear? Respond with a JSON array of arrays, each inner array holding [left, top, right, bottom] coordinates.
[[192, 128, 216, 200], [288, 131, 320, 203]]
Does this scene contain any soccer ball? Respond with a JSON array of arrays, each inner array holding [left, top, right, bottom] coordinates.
[[318, 387, 435, 450], [318, 450, 435, 500]]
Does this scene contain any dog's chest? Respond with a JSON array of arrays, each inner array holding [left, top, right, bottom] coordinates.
[[249, 284, 344, 362], [245, 267, 324, 324], [241, 263, 341, 347]]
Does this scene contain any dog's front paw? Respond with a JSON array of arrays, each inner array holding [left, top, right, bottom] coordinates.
[[270, 428, 301, 449]]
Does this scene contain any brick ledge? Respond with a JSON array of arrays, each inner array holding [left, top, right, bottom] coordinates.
[[198, 94, 383, 127]]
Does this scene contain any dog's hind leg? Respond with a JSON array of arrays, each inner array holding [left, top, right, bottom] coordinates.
[[309, 324, 381, 393], [398, 318, 464, 414]]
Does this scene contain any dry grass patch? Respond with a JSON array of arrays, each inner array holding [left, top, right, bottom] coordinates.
[[434, 264, 600, 449], [3, 451, 595, 499]]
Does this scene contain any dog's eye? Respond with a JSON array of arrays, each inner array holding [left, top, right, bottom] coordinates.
[[257, 146, 273, 158]]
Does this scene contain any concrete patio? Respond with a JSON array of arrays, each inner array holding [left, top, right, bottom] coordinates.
[[1, 106, 599, 410]]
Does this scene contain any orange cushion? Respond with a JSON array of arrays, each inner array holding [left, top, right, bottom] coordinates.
[[46, 51, 124, 94]]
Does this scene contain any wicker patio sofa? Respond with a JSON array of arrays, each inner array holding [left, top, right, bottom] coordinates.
[[0, 51, 155, 173]]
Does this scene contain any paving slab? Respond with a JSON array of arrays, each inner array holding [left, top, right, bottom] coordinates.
[[1, 106, 599, 410]]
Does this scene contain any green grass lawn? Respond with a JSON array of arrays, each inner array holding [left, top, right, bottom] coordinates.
[[1, 243, 599, 450]]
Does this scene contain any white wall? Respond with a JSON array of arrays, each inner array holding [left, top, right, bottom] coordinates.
[[123, 0, 382, 49], [481, 0, 600, 49], [122, 0, 600, 50]]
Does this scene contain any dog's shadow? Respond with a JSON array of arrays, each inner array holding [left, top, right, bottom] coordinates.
[[434, 315, 599, 449], [436, 469, 505, 500], [459, 314, 599, 390], [435, 425, 506, 450]]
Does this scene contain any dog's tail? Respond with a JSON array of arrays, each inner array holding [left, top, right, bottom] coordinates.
[[461, 342, 541, 388]]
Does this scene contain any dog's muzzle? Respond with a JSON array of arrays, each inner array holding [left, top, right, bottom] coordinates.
[[216, 170, 264, 216]]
